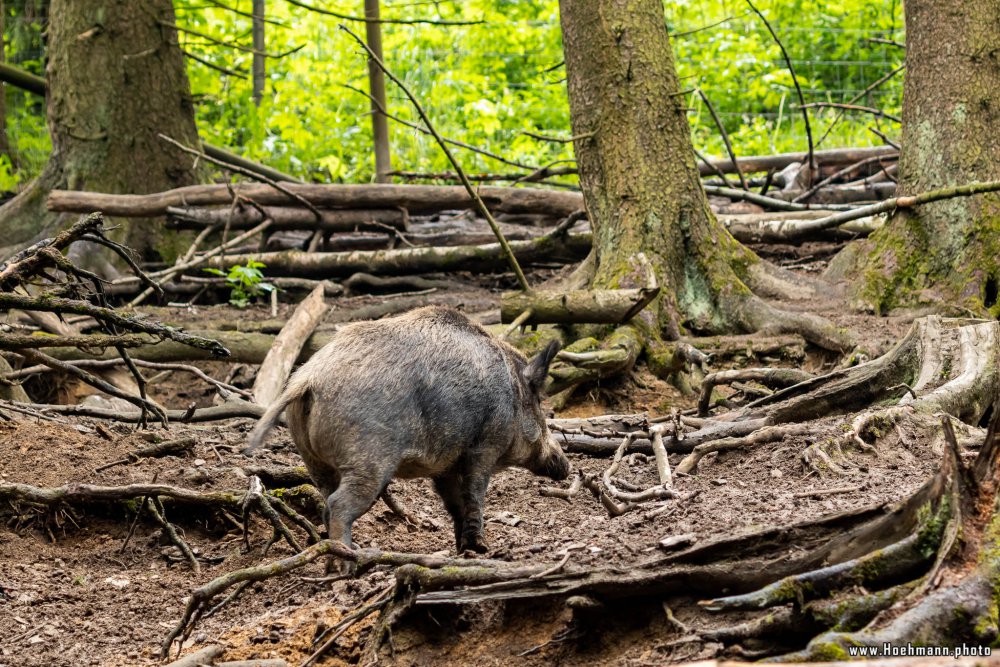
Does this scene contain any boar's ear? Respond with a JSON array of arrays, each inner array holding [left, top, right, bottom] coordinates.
[[523, 340, 561, 394]]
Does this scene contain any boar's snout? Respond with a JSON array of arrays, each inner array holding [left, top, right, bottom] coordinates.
[[534, 437, 571, 481]]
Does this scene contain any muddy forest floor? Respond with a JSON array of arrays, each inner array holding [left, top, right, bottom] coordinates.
[[0, 246, 933, 667]]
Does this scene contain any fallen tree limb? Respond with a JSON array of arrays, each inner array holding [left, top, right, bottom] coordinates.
[[0, 293, 230, 357], [48, 183, 585, 218], [167, 205, 409, 232], [772, 178, 1000, 241], [719, 210, 885, 243], [199, 233, 591, 278], [1, 399, 265, 422], [698, 367, 814, 416], [500, 287, 660, 325], [252, 285, 328, 406], [697, 145, 897, 177]]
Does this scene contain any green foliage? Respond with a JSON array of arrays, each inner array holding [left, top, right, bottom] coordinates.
[[2, 0, 905, 188], [204, 260, 276, 308]]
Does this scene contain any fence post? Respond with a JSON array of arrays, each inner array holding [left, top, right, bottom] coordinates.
[[252, 0, 266, 106], [364, 0, 392, 183]]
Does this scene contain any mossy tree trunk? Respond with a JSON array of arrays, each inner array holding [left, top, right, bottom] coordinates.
[[559, 0, 758, 340], [0, 0, 201, 261], [555, 0, 851, 370], [854, 0, 1000, 315]]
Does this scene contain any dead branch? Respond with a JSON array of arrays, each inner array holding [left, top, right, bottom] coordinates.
[[199, 233, 590, 278], [698, 367, 813, 416], [675, 422, 812, 474], [0, 212, 105, 290], [167, 204, 408, 232], [95, 436, 197, 473], [2, 399, 264, 422], [500, 286, 659, 325], [252, 285, 327, 406], [697, 89, 749, 190], [745, 0, 814, 176], [18, 348, 168, 426], [0, 292, 230, 356], [340, 24, 531, 292], [48, 183, 584, 218]]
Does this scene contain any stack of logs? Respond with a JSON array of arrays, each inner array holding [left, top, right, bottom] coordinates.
[[42, 144, 896, 310]]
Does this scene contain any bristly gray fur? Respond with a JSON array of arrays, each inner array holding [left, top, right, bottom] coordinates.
[[243, 305, 569, 556]]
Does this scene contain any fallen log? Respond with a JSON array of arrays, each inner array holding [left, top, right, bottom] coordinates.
[[699, 145, 897, 177], [166, 205, 409, 232], [48, 183, 585, 218], [200, 233, 591, 278], [500, 287, 660, 325], [252, 285, 328, 406], [719, 211, 885, 243]]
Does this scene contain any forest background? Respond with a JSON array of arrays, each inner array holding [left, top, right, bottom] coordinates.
[[1, 0, 904, 191]]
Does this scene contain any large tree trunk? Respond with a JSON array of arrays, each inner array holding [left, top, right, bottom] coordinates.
[[852, 0, 1000, 315], [555, 0, 851, 378], [0, 0, 201, 260], [559, 0, 757, 339]]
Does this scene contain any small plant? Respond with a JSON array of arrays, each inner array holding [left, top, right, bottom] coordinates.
[[204, 260, 276, 308]]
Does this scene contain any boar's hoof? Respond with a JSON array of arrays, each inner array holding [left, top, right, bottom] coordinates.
[[459, 534, 490, 555], [325, 556, 357, 577]]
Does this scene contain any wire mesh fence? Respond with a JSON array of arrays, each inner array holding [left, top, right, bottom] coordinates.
[[0, 0, 904, 190]]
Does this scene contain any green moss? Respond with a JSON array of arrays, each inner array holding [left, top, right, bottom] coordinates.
[[807, 639, 852, 661]]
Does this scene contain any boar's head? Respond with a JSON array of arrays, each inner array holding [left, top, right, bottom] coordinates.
[[510, 340, 570, 481]]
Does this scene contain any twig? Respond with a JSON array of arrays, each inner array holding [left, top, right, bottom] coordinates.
[[147, 496, 200, 573], [773, 177, 1000, 240], [166, 21, 304, 58], [282, 0, 482, 25], [500, 308, 534, 340], [160, 134, 323, 224], [340, 24, 531, 292], [799, 102, 901, 124], [300, 588, 393, 667], [0, 292, 230, 356], [17, 348, 168, 426], [745, 0, 814, 175], [817, 64, 905, 147], [694, 147, 736, 189], [520, 130, 594, 144], [343, 84, 534, 171], [697, 89, 749, 190], [868, 125, 901, 150], [95, 437, 198, 473], [702, 184, 855, 212]]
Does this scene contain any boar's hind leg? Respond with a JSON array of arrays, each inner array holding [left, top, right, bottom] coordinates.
[[325, 467, 390, 552], [432, 474, 465, 552]]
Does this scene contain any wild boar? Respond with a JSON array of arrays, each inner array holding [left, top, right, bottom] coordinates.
[[244, 306, 570, 556]]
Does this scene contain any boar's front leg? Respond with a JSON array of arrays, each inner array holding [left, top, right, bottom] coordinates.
[[457, 448, 501, 554]]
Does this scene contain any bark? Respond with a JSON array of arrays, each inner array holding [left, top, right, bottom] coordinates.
[[500, 287, 659, 325], [167, 205, 409, 232], [48, 183, 584, 218], [853, 0, 1000, 315], [252, 285, 328, 407], [0, 0, 201, 261], [699, 146, 897, 178], [200, 233, 591, 278], [558, 0, 784, 342]]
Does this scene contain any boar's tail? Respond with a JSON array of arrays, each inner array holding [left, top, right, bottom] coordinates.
[[242, 377, 310, 455]]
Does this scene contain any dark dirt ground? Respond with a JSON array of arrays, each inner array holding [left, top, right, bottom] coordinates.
[[0, 254, 947, 667]]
